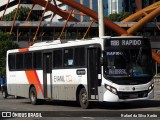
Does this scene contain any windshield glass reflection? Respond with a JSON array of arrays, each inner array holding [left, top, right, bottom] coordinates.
[[104, 48, 152, 77]]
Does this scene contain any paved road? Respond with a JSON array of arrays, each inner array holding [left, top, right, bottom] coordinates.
[[0, 83, 160, 120]]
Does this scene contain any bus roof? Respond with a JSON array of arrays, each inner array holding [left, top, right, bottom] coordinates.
[[31, 36, 145, 47], [7, 36, 147, 53]]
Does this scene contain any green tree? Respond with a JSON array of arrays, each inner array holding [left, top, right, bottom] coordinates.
[[0, 32, 19, 76], [3, 6, 40, 21], [107, 12, 131, 22]]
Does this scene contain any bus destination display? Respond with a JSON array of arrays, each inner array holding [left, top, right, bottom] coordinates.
[[106, 39, 143, 47]]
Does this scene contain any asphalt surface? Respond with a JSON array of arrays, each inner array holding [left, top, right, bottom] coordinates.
[[0, 83, 160, 120]]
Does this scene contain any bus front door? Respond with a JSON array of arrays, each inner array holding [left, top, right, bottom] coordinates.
[[87, 48, 99, 100], [43, 53, 52, 98]]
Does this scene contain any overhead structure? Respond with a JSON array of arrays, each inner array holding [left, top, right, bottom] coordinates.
[[10, 0, 21, 33], [29, 0, 128, 35], [121, 1, 160, 64], [32, 0, 49, 44], [127, 7, 160, 35], [122, 1, 160, 22], [30, 0, 79, 22], [57, 0, 128, 35]]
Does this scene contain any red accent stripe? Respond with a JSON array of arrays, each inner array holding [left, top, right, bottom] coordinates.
[[25, 70, 44, 97], [33, 71, 44, 96], [18, 48, 29, 52]]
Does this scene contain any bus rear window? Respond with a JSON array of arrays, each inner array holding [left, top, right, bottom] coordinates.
[[8, 54, 16, 70]]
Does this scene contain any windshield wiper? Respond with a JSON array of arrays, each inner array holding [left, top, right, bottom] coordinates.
[[136, 47, 142, 65]]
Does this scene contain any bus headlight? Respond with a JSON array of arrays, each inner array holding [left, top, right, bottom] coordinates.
[[105, 84, 117, 95], [148, 83, 154, 92]]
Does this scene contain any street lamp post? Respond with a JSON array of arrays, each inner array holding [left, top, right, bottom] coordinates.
[[98, 0, 105, 38]]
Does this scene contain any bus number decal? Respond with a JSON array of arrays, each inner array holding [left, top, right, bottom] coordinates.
[[110, 40, 119, 46]]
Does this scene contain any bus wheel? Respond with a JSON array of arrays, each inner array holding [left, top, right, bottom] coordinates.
[[2, 90, 8, 99], [14, 95, 19, 99], [79, 88, 90, 109], [29, 87, 38, 105]]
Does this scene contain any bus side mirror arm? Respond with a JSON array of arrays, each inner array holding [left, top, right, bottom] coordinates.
[[100, 57, 103, 65]]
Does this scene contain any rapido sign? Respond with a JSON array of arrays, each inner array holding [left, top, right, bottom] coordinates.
[[109, 40, 142, 47]]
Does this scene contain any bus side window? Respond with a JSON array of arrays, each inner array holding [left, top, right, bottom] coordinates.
[[24, 53, 33, 70], [74, 47, 85, 67], [16, 54, 24, 70], [53, 50, 62, 68], [33, 52, 42, 69], [8, 54, 16, 70], [64, 48, 74, 67]]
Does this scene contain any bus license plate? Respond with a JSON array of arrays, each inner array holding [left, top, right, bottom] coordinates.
[[130, 94, 138, 98]]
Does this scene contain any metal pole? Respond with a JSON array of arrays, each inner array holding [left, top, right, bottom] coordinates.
[[98, 0, 105, 37], [10, 0, 21, 34], [53, 0, 58, 7], [59, 9, 74, 39], [32, 0, 49, 44], [41, 13, 56, 38], [82, 19, 95, 39], [18, 4, 35, 37], [25, 4, 35, 21], [17, 29, 19, 41], [80, 0, 83, 22]]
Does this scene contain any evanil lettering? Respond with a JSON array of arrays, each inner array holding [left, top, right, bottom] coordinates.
[[122, 40, 141, 46]]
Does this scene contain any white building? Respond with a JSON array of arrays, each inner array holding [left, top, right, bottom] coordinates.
[[0, 0, 47, 21]]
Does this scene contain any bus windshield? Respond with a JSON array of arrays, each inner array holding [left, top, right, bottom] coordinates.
[[103, 48, 152, 77]]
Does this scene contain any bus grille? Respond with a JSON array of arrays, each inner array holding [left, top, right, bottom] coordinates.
[[118, 90, 148, 99]]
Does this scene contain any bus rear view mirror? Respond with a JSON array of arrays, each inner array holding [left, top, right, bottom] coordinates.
[[100, 57, 103, 65]]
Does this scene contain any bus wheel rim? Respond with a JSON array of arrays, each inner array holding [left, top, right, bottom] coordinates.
[[31, 91, 36, 102], [81, 92, 87, 104]]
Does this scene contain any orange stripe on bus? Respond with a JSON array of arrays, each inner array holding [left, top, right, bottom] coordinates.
[[18, 48, 29, 52], [25, 70, 44, 97]]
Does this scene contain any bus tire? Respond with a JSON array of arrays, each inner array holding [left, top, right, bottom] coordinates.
[[119, 102, 131, 106], [2, 90, 8, 99], [79, 88, 90, 109], [14, 95, 19, 99], [29, 87, 38, 105]]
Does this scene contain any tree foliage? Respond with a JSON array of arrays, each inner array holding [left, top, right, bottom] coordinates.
[[107, 12, 131, 22], [3, 6, 40, 21], [0, 32, 19, 76]]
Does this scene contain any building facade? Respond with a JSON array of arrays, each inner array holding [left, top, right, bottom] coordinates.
[[108, 0, 158, 14], [108, 0, 123, 14], [0, 0, 159, 21], [122, 0, 157, 13], [56, 0, 108, 22]]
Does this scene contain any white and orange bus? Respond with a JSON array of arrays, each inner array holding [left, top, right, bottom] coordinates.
[[5, 36, 154, 108]]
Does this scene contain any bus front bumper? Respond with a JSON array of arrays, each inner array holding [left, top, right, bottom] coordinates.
[[103, 89, 154, 102]]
